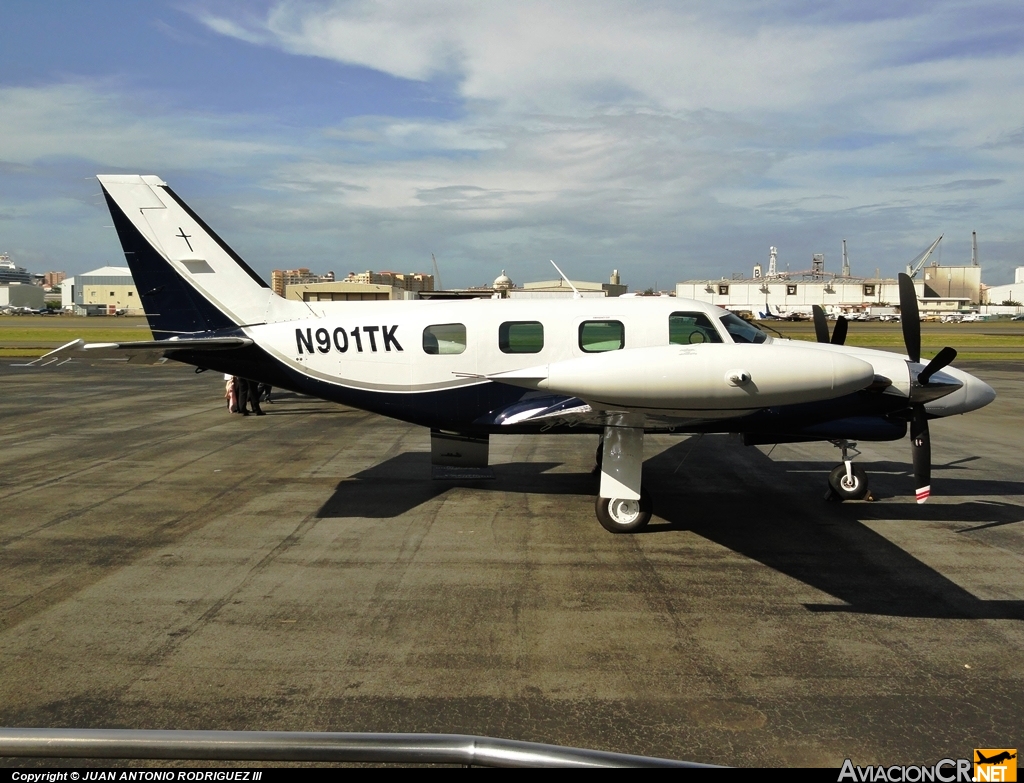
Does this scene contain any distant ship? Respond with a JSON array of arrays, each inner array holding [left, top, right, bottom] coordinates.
[[0, 253, 32, 285]]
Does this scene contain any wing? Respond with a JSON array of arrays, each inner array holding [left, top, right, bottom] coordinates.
[[476, 394, 599, 429]]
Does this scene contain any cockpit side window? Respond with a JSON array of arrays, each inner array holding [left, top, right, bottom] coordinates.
[[669, 312, 724, 345], [720, 312, 768, 344]]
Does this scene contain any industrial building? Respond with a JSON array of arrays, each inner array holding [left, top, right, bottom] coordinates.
[[0, 282, 45, 310], [73, 266, 141, 315], [416, 270, 627, 300], [984, 267, 1024, 305], [284, 281, 417, 302], [676, 241, 982, 317], [280, 268, 435, 301], [511, 270, 628, 299]]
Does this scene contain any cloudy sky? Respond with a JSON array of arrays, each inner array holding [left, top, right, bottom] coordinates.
[[2, 1, 1023, 288]]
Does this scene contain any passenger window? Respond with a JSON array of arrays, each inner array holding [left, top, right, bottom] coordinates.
[[579, 320, 624, 352], [423, 323, 466, 355], [499, 321, 544, 354], [669, 312, 723, 345]]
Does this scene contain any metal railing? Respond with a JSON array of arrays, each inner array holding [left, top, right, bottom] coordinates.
[[0, 728, 710, 768]]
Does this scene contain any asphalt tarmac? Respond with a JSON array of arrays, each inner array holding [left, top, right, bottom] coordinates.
[[1, 359, 1022, 767]]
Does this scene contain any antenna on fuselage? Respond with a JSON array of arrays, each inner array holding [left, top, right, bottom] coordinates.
[[549, 260, 582, 299]]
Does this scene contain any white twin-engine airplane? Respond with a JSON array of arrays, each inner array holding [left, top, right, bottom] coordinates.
[[35, 175, 996, 533]]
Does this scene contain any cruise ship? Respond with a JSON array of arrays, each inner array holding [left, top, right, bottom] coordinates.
[[0, 253, 32, 285]]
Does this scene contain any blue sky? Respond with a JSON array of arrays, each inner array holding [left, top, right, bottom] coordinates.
[[2, 0, 1024, 288]]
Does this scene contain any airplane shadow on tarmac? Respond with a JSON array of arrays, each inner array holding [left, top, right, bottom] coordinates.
[[317, 437, 1024, 620], [643, 439, 1024, 621], [316, 451, 592, 520]]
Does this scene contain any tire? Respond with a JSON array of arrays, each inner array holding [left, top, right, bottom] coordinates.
[[596, 487, 653, 534], [827, 464, 869, 501]]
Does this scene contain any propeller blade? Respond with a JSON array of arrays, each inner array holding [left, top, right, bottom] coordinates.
[[918, 346, 958, 385], [898, 273, 921, 363], [831, 316, 848, 346], [812, 305, 829, 343], [910, 404, 931, 503]]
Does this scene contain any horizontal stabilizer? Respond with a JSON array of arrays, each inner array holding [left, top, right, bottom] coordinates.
[[18, 337, 252, 367]]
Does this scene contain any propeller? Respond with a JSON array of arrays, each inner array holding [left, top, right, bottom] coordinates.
[[831, 316, 848, 346], [897, 273, 958, 503], [811, 305, 849, 345], [812, 305, 829, 343], [897, 273, 921, 363]]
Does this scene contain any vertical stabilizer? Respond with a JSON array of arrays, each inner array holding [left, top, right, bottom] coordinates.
[[98, 175, 303, 337]]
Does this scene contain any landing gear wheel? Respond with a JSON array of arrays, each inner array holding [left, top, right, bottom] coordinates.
[[596, 488, 653, 534], [827, 464, 869, 501]]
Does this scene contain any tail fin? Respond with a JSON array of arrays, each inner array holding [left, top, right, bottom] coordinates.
[[98, 175, 296, 337]]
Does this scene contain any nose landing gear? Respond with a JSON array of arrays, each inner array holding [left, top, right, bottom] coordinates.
[[826, 439, 872, 501]]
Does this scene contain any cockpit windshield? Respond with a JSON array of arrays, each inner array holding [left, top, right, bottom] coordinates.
[[720, 312, 768, 344]]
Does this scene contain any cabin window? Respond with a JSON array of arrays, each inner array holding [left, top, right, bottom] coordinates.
[[669, 312, 723, 345], [499, 321, 544, 354], [718, 284, 730, 296], [787, 284, 798, 295], [579, 320, 624, 352], [422, 323, 466, 355]]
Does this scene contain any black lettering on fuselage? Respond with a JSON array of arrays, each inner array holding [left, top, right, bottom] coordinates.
[[297, 325, 402, 355], [363, 325, 379, 352], [382, 324, 402, 352], [315, 327, 330, 353], [332, 326, 348, 352]]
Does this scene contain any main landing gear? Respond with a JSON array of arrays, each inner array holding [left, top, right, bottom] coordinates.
[[595, 421, 653, 533], [596, 488, 653, 534], [825, 439, 872, 501]]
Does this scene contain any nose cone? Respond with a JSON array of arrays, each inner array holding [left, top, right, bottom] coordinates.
[[829, 352, 877, 397]]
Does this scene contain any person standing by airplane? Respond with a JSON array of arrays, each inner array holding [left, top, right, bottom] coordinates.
[[237, 377, 265, 416], [224, 374, 237, 413]]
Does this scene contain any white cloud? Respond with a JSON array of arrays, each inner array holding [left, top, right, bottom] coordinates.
[[0, 82, 293, 170], [196, 1, 1024, 123], [9, 2, 1024, 284]]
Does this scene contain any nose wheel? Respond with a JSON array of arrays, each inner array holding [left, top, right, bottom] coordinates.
[[825, 440, 872, 501]]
